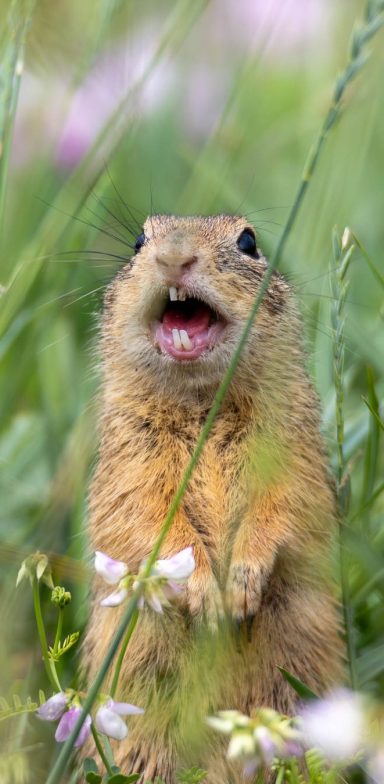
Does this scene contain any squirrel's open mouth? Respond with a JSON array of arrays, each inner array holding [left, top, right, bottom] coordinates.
[[151, 287, 227, 361]]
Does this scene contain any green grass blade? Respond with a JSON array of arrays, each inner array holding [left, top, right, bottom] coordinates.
[[362, 367, 381, 504], [0, 0, 36, 239]]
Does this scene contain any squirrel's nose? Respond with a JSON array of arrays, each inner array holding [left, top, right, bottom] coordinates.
[[156, 252, 198, 280]]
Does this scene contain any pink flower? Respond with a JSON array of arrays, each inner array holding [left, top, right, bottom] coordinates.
[[36, 692, 69, 721], [95, 699, 144, 740], [55, 706, 92, 748]]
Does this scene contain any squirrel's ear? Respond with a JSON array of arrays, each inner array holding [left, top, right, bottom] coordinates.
[[135, 232, 146, 253], [237, 228, 259, 259]]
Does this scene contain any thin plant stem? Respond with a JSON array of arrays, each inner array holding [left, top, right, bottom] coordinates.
[[90, 725, 113, 777], [102, 736, 115, 769], [44, 4, 384, 781], [32, 579, 61, 693], [53, 610, 64, 656], [331, 229, 357, 690], [110, 609, 139, 698]]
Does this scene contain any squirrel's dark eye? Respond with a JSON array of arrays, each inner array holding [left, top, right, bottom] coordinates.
[[135, 232, 146, 253], [237, 228, 259, 258]]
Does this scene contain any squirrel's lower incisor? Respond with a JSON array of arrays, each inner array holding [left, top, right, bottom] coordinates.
[[85, 215, 343, 782]]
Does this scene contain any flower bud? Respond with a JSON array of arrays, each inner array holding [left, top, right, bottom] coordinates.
[[51, 586, 71, 608], [36, 692, 69, 721]]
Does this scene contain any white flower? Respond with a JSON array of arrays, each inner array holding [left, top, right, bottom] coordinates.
[[227, 730, 255, 760], [155, 547, 195, 581], [208, 707, 303, 773], [207, 711, 249, 734], [100, 587, 128, 607], [95, 699, 144, 741], [300, 689, 365, 761], [95, 551, 128, 585], [95, 547, 195, 611]]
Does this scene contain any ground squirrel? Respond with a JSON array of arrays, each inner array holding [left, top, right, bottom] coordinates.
[[85, 215, 343, 782]]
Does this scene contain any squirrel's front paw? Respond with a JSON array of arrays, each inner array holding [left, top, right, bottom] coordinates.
[[186, 571, 224, 631], [227, 562, 266, 637]]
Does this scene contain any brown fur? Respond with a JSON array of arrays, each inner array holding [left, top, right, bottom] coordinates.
[[84, 215, 343, 782]]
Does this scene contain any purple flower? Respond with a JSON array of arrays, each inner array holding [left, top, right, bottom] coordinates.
[[95, 551, 128, 585], [95, 699, 144, 741], [55, 706, 92, 748], [36, 692, 69, 721]]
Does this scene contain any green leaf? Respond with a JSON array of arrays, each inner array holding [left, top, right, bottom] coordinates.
[[84, 758, 102, 782], [85, 774, 102, 784], [0, 694, 38, 722], [104, 775, 140, 783], [277, 668, 318, 701], [48, 632, 80, 661], [84, 759, 99, 774], [177, 767, 207, 783], [356, 643, 384, 685]]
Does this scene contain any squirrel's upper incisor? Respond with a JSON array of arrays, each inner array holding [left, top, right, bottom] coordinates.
[[85, 215, 343, 783]]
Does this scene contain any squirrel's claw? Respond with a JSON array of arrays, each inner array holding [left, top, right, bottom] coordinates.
[[227, 561, 264, 634], [186, 571, 224, 632]]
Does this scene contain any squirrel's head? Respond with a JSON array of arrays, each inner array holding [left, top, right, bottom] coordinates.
[[102, 215, 298, 396]]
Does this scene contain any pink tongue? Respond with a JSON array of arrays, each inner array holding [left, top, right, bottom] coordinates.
[[162, 302, 211, 336]]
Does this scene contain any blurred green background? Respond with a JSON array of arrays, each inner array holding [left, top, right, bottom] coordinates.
[[0, 0, 383, 780]]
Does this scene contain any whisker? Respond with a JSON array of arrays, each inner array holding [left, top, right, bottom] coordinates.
[[64, 285, 106, 307], [299, 291, 369, 308], [35, 287, 84, 309], [89, 190, 137, 240], [83, 202, 134, 248], [49, 249, 129, 262], [104, 166, 144, 231], [37, 197, 135, 250]]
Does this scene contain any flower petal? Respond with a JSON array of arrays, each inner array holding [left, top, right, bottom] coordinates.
[[254, 726, 276, 765], [107, 699, 144, 716], [37, 692, 69, 721], [100, 587, 128, 607], [55, 707, 92, 748], [75, 713, 92, 748], [300, 689, 364, 761], [95, 551, 128, 585], [95, 706, 128, 740], [147, 592, 164, 613], [162, 580, 184, 600], [155, 546, 195, 581], [55, 707, 78, 742], [206, 716, 236, 734], [227, 730, 256, 759]]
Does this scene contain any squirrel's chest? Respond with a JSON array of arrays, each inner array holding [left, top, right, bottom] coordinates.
[[181, 435, 246, 567]]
